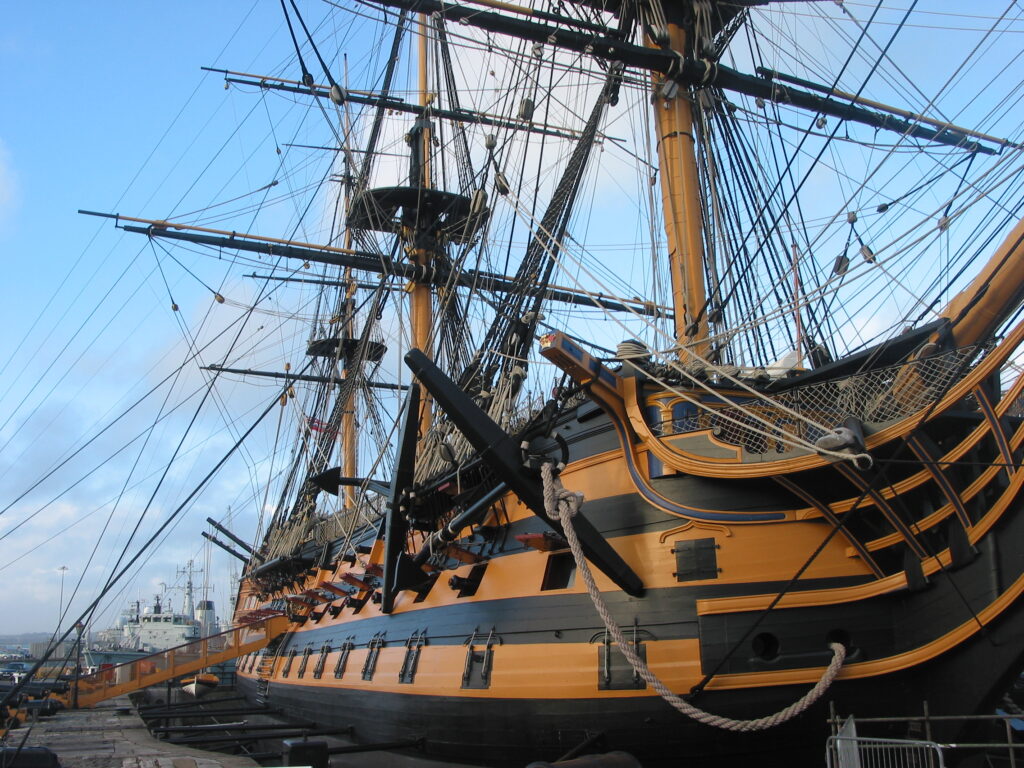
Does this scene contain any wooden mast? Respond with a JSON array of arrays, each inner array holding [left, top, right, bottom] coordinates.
[[652, 10, 709, 360], [339, 62, 359, 512], [340, 280, 358, 511], [409, 13, 434, 437]]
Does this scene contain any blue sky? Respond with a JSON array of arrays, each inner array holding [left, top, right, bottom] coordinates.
[[0, 1, 418, 637], [0, 2, 299, 634]]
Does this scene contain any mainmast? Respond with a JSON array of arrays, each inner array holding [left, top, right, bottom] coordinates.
[[652, 7, 709, 359], [338, 71, 360, 513], [409, 14, 435, 438]]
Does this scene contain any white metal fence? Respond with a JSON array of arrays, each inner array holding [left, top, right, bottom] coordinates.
[[827, 735, 946, 768]]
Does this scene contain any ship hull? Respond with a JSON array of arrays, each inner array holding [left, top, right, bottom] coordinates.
[[236, 482, 1024, 766], [235, 330, 1024, 766], [238, 595, 1024, 768]]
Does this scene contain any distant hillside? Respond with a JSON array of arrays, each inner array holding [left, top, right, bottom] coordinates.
[[0, 632, 53, 646]]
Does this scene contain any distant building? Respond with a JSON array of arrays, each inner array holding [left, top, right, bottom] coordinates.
[[29, 640, 78, 660]]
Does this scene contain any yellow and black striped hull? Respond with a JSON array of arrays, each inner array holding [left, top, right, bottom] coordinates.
[[235, 327, 1024, 765]]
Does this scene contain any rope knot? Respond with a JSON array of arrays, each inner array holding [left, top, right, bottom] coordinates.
[[541, 462, 583, 521]]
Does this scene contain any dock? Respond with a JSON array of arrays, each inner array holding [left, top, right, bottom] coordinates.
[[4, 691, 487, 768], [7, 697, 256, 768]]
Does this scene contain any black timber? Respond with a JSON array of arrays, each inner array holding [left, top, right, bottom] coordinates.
[[351, 0, 991, 153], [405, 348, 644, 597], [382, 385, 422, 612]]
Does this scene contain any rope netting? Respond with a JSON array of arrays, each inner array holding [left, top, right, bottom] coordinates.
[[648, 343, 986, 455]]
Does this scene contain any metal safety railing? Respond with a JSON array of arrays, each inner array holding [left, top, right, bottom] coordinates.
[[829, 705, 1024, 768], [70, 614, 288, 708], [827, 735, 946, 768]]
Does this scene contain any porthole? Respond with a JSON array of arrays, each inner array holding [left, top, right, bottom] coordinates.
[[752, 632, 780, 661], [826, 629, 850, 650]]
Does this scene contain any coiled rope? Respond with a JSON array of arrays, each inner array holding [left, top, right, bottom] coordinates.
[[541, 463, 846, 731]]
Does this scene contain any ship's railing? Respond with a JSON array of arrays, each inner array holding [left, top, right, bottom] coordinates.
[[653, 343, 991, 454], [70, 614, 288, 708], [826, 735, 946, 768]]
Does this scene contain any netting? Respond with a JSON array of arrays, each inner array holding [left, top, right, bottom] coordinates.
[[651, 344, 989, 455]]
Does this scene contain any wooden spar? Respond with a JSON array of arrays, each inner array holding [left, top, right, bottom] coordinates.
[[411, 12, 434, 439], [352, 0, 997, 154], [652, 17, 709, 359], [459, 0, 608, 34], [202, 365, 407, 390], [215, 72, 582, 141], [756, 67, 1020, 151], [84, 211, 668, 316], [938, 215, 1024, 347]]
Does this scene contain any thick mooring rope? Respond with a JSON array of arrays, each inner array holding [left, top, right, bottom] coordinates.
[[541, 463, 846, 732]]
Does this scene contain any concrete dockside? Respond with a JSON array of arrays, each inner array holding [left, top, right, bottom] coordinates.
[[8, 697, 257, 768]]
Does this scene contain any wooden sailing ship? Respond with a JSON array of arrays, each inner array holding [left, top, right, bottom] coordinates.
[[78, 0, 1024, 764]]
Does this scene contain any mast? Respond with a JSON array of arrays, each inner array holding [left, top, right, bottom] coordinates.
[[409, 13, 434, 437], [339, 67, 359, 513], [652, 8, 709, 359], [177, 560, 201, 619], [341, 281, 359, 511]]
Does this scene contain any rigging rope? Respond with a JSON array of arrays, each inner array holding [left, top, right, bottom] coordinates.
[[280, 0, 314, 86], [540, 463, 846, 732], [500, 183, 874, 464]]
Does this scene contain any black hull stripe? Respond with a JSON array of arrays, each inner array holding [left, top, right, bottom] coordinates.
[[269, 575, 870, 650]]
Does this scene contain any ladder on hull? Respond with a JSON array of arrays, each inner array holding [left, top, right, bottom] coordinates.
[[254, 633, 286, 705]]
